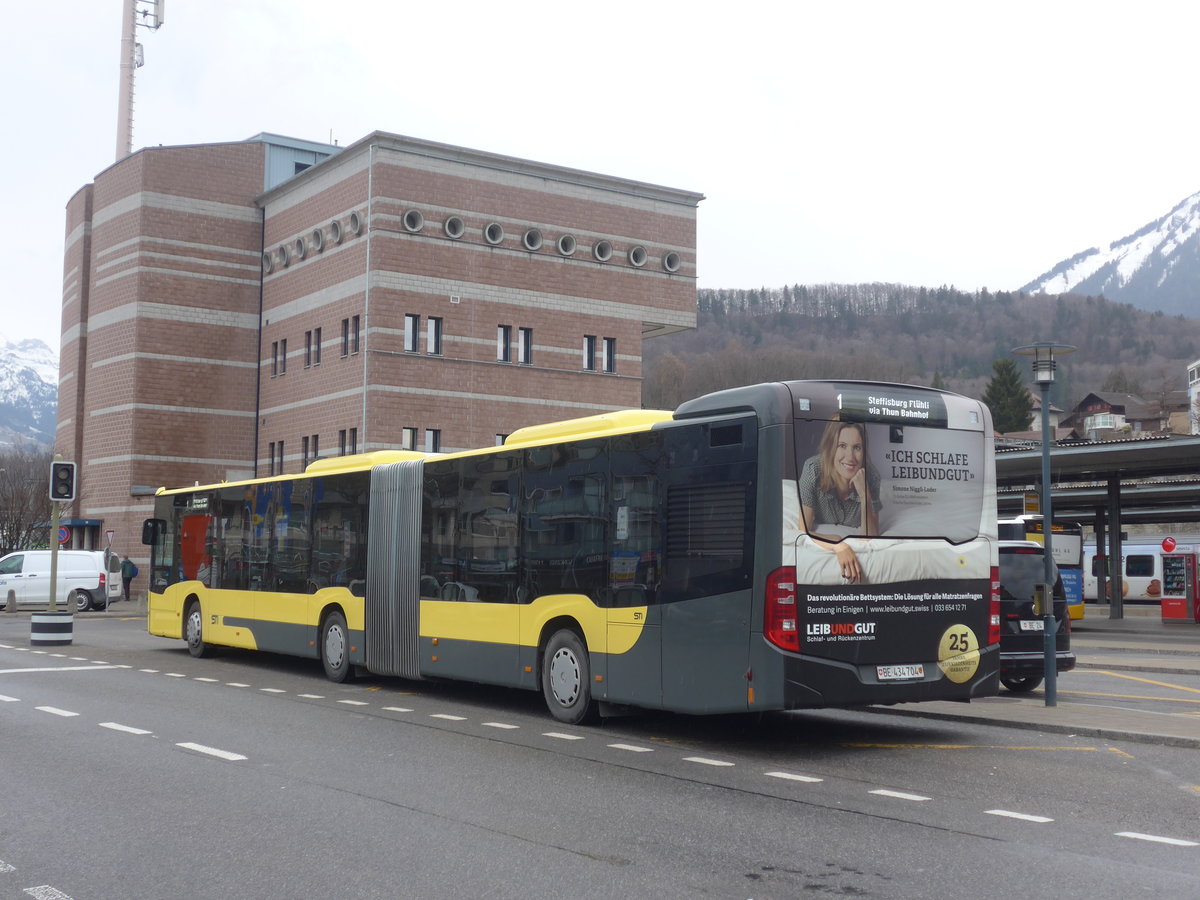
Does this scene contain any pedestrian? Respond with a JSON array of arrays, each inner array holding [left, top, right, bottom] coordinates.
[[120, 555, 139, 601]]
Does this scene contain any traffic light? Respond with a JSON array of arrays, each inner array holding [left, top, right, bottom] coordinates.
[[50, 461, 77, 502]]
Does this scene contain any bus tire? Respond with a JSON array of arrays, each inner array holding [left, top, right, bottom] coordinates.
[[542, 629, 596, 725], [184, 600, 212, 658], [321, 610, 354, 683], [1001, 674, 1042, 693]]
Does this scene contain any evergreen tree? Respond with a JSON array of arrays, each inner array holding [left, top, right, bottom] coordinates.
[[981, 358, 1034, 433], [931, 371, 947, 390]]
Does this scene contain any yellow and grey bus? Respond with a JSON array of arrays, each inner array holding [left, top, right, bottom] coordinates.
[[143, 380, 1000, 722]]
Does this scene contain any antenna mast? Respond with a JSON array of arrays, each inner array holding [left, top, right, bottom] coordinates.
[[116, 0, 166, 162]]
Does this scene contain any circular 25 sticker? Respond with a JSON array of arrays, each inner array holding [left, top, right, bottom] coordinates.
[[936, 624, 980, 683]]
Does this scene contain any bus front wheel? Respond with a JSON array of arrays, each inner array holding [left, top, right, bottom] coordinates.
[[184, 601, 212, 658], [321, 610, 354, 683], [542, 629, 596, 725]]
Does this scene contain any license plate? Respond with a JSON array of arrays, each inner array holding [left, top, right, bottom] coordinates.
[[1019, 620, 1045, 631], [877, 664, 924, 681]]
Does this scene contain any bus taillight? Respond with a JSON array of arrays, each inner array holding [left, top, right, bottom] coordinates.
[[989, 566, 1001, 646], [765, 566, 800, 652]]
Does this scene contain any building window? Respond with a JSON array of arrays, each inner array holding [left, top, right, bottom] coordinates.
[[497, 325, 512, 362], [271, 341, 279, 377], [304, 330, 313, 368], [341, 318, 350, 357], [338, 429, 347, 456], [279, 338, 287, 375], [268, 441, 276, 476], [313, 327, 322, 365], [602, 337, 616, 373], [404, 314, 420, 353], [518, 327, 533, 365], [425, 429, 441, 453], [427, 317, 443, 355], [352, 315, 361, 354], [302, 436, 310, 468], [401, 427, 417, 450], [349, 428, 358, 454], [311, 433, 319, 462], [583, 335, 596, 371], [495, 433, 509, 446], [277, 440, 285, 474]]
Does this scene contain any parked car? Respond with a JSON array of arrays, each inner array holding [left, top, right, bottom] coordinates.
[[0, 550, 122, 612], [997, 540, 1076, 692]]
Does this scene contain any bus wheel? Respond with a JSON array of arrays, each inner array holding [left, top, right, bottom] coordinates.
[[184, 601, 212, 658], [321, 610, 354, 683], [1001, 674, 1043, 693], [542, 630, 596, 725]]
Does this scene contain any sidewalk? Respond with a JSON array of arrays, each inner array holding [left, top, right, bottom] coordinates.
[[879, 603, 1200, 748]]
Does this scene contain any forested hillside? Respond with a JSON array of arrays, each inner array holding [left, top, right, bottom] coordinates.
[[642, 284, 1200, 411]]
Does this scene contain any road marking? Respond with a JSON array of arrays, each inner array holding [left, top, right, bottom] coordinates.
[[24, 886, 75, 900], [484, 722, 520, 730], [870, 789, 931, 801], [226, 682, 250, 688], [194, 677, 219, 683], [298, 693, 325, 699], [684, 756, 735, 767], [0, 694, 18, 702], [0, 859, 13, 872], [430, 713, 466, 721], [1061, 688, 1200, 706], [338, 700, 369, 706], [766, 771, 824, 783], [1115, 831, 1198, 847], [176, 742, 247, 761], [35, 706, 79, 718], [1092, 671, 1200, 696], [543, 732, 585, 741], [383, 706, 413, 713], [985, 809, 1053, 823], [100, 722, 152, 735], [165, 673, 186, 678], [609, 743, 653, 753], [139, 668, 159, 673], [260, 688, 286, 694], [0, 666, 119, 675]]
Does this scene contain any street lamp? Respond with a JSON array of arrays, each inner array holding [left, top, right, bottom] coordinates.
[[1012, 341, 1076, 707]]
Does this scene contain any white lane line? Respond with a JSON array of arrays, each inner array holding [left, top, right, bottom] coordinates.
[[35, 706, 79, 718], [100, 722, 152, 736], [609, 743, 653, 753], [226, 682, 250, 688], [543, 732, 585, 741], [870, 789, 931, 802], [260, 688, 286, 694], [298, 694, 325, 699], [0, 694, 19, 702], [484, 722, 520, 730], [766, 771, 824, 784], [0, 666, 119, 675], [176, 742, 247, 761], [139, 669, 159, 673], [88, 661, 109, 665], [24, 886, 75, 900], [165, 673, 186, 678], [1115, 831, 1199, 847], [338, 700, 369, 706], [0, 859, 13, 872], [383, 706, 413, 713], [684, 756, 735, 767], [986, 809, 1054, 823], [194, 677, 219, 683], [430, 713, 466, 721], [49, 654, 67, 658]]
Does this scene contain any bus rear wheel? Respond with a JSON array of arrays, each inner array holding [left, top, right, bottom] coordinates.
[[321, 610, 354, 683], [542, 629, 596, 725]]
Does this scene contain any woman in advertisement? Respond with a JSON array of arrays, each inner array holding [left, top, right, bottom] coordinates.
[[797, 418, 882, 583]]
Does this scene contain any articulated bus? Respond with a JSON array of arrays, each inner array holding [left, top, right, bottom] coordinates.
[[143, 380, 999, 723]]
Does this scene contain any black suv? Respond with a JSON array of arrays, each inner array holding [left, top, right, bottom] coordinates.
[[997, 541, 1076, 692]]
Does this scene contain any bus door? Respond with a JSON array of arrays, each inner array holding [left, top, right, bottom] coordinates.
[[659, 418, 758, 714]]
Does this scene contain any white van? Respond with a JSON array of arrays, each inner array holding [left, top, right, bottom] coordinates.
[[0, 550, 122, 611]]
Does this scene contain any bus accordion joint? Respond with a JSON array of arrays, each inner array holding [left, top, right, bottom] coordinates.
[[765, 567, 799, 652]]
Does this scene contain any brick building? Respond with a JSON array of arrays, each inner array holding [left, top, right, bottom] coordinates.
[[58, 131, 701, 556]]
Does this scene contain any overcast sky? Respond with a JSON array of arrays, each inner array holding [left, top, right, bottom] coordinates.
[[3, 1, 1198, 353]]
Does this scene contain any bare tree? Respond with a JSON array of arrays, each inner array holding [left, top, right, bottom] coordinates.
[[0, 445, 52, 555]]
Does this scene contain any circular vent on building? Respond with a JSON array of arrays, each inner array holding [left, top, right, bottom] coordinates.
[[277, 245, 290, 268], [592, 240, 613, 262], [444, 216, 465, 239], [311, 228, 325, 253], [294, 237, 306, 260], [557, 234, 577, 256], [262, 252, 274, 274], [403, 209, 424, 233], [663, 251, 681, 273], [484, 222, 505, 245], [628, 245, 647, 267], [523, 228, 543, 251], [348, 211, 363, 235], [331, 219, 344, 245]]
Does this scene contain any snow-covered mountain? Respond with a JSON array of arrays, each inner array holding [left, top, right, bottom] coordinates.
[[0, 336, 57, 447], [1022, 192, 1200, 317]]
